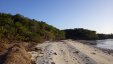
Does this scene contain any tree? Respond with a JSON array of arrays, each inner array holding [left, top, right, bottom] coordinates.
[[63, 28, 98, 40], [0, 13, 65, 43]]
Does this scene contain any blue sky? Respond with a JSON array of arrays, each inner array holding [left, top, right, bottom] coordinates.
[[0, 0, 113, 34]]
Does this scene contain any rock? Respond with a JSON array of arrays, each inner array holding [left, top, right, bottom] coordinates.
[[73, 51, 79, 54], [91, 52, 96, 55], [53, 52, 57, 55], [51, 62, 55, 64]]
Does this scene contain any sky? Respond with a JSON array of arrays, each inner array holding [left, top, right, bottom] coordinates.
[[0, 0, 113, 34]]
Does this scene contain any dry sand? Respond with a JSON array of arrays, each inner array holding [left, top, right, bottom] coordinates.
[[30, 40, 113, 64]]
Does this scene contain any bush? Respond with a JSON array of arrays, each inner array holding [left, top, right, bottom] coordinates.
[[0, 13, 65, 43]]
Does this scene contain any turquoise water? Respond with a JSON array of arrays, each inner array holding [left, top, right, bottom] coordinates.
[[96, 39, 113, 50]]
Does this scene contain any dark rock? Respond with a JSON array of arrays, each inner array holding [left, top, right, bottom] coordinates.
[[91, 52, 96, 54], [53, 52, 57, 55], [73, 51, 79, 54], [51, 62, 55, 64]]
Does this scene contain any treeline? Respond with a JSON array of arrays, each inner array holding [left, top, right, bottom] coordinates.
[[97, 34, 113, 39], [0, 13, 65, 43], [63, 28, 98, 40], [63, 28, 113, 40], [0, 13, 113, 43]]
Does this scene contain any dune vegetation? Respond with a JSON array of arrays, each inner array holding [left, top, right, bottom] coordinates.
[[0, 13, 65, 43]]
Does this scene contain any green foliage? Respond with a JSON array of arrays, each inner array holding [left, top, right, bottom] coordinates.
[[63, 28, 98, 40], [0, 13, 65, 43], [63, 28, 113, 40], [97, 34, 113, 39]]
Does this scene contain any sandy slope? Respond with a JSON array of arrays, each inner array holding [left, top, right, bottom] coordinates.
[[30, 40, 113, 64]]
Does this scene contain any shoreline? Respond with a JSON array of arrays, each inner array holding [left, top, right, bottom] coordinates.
[[76, 40, 113, 55], [29, 40, 113, 64], [94, 47, 113, 55]]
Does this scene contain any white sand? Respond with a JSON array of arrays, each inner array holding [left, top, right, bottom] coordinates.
[[30, 40, 113, 64], [66, 40, 113, 64]]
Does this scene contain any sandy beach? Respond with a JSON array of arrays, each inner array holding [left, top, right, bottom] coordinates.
[[30, 40, 113, 64]]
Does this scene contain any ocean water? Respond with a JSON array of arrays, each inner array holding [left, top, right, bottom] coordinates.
[[96, 39, 113, 50]]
